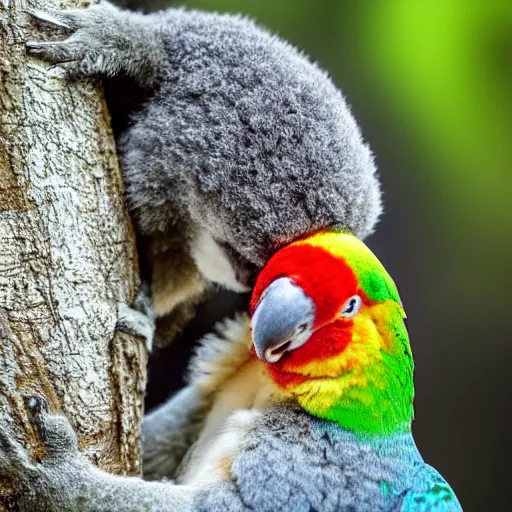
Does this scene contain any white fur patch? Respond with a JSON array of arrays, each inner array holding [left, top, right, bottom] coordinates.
[[179, 409, 262, 487], [187, 314, 253, 393], [190, 229, 250, 292], [179, 314, 276, 486]]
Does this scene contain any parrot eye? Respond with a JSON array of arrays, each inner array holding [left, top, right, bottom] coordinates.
[[340, 295, 362, 319]]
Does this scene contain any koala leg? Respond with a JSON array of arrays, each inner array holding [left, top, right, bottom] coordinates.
[[25, 1, 167, 87]]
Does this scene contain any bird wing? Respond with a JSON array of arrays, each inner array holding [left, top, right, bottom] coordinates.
[[399, 465, 463, 511]]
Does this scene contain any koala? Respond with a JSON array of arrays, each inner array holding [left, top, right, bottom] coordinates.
[[25, 2, 382, 348]]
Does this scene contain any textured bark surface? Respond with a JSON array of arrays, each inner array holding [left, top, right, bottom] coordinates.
[[0, 0, 147, 508]]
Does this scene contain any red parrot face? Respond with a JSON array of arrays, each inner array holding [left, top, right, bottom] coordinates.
[[250, 239, 366, 366]]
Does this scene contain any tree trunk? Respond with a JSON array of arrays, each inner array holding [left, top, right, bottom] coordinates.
[[0, 0, 147, 508]]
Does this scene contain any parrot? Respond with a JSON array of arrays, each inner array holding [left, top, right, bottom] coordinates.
[[0, 231, 462, 511]]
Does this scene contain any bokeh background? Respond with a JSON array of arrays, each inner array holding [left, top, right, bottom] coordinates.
[[119, 1, 511, 510]]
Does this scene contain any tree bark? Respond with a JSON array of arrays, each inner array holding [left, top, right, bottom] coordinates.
[[0, 0, 147, 508]]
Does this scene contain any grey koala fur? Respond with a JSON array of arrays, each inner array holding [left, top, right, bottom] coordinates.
[[26, 2, 382, 346]]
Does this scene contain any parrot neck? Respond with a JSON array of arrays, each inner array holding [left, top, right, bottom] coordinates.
[[295, 352, 414, 437]]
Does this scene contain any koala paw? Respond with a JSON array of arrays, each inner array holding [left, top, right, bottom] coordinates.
[[0, 396, 79, 469], [117, 302, 155, 352], [25, 2, 124, 79], [0, 396, 89, 511], [24, 2, 159, 86]]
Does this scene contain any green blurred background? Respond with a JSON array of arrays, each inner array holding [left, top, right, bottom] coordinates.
[[124, 1, 511, 510]]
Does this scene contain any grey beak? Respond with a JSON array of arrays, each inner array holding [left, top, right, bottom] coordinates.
[[251, 277, 315, 363]]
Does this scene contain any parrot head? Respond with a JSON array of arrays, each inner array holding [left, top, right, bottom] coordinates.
[[250, 231, 414, 436]]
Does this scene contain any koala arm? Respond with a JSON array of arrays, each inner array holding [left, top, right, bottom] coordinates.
[[0, 396, 262, 512], [0, 397, 197, 512], [0, 318, 256, 511]]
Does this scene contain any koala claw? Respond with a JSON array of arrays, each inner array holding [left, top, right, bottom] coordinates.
[[23, 9, 73, 29], [25, 393, 49, 420]]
